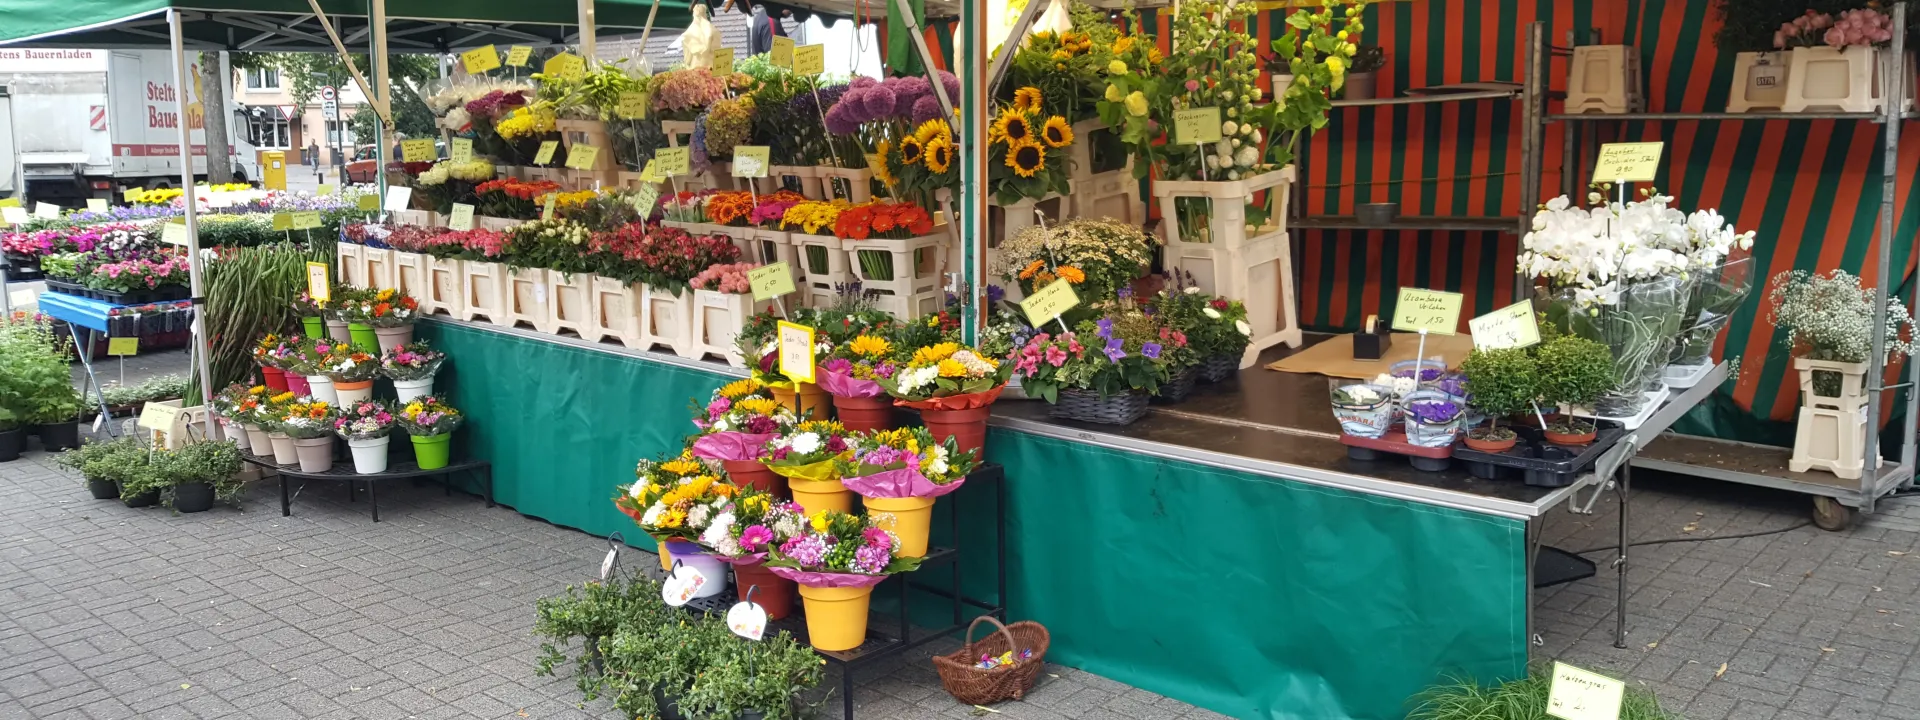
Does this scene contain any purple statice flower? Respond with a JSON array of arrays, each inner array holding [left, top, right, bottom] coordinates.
[[853, 544, 890, 574], [1141, 342, 1163, 360], [1103, 338, 1125, 362], [863, 527, 892, 549], [1095, 318, 1114, 338], [781, 534, 828, 566], [1407, 400, 1461, 425], [739, 525, 773, 551]]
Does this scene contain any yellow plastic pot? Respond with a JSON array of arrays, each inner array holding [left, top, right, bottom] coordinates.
[[788, 478, 852, 516], [797, 584, 875, 652], [770, 383, 832, 421], [863, 495, 936, 557]]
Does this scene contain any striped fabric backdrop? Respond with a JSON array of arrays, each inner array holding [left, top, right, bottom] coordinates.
[[1138, 0, 1919, 445]]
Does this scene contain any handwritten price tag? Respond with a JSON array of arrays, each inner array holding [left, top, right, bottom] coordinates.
[[1392, 287, 1464, 336], [639, 159, 662, 183], [291, 211, 322, 230], [793, 45, 825, 76], [160, 222, 190, 245], [108, 337, 139, 356], [450, 137, 473, 164], [778, 321, 817, 384], [86, 198, 109, 213], [633, 184, 660, 217], [1547, 662, 1625, 720], [306, 261, 331, 301], [1173, 107, 1223, 145], [271, 213, 293, 231], [1020, 278, 1081, 327], [383, 186, 414, 214], [400, 138, 436, 163], [461, 45, 501, 74], [0, 206, 26, 225], [656, 147, 690, 177], [543, 52, 586, 81], [136, 402, 182, 432], [121, 188, 139, 203], [732, 146, 770, 178], [542, 195, 556, 221], [565, 144, 600, 171], [711, 47, 735, 74], [1592, 142, 1664, 183], [770, 37, 795, 68], [506, 45, 533, 67], [616, 91, 650, 120], [448, 203, 476, 231], [749, 263, 796, 301], [1468, 301, 1541, 350], [533, 140, 559, 166]]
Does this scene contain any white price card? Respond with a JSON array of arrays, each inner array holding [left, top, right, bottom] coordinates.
[[383, 186, 414, 213], [1547, 662, 1625, 720], [599, 547, 617, 580], [727, 601, 767, 640], [661, 564, 707, 607]]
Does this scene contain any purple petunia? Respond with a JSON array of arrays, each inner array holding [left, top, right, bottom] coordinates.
[[1407, 400, 1461, 425]]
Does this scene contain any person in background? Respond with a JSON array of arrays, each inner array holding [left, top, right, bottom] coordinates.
[[308, 141, 320, 169]]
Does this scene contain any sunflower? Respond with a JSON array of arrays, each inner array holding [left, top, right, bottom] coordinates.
[[1006, 139, 1045, 178], [1012, 87, 1043, 113], [717, 378, 762, 399], [847, 335, 892, 358], [870, 140, 897, 186], [991, 110, 1032, 144], [1042, 116, 1074, 148], [924, 137, 954, 174], [899, 135, 925, 166], [914, 119, 952, 146]]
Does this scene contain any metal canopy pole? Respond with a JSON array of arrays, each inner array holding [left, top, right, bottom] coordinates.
[[1865, 0, 1909, 506], [170, 9, 218, 437]]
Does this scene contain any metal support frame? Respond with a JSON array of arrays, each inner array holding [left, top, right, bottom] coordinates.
[[168, 10, 218, 439], [68, 325, 119, 438]]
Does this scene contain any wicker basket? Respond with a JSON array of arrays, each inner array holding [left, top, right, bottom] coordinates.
[[1198, 354, 1238, 383], [1153, 367, 1199, 403], [932, 616, 1051, 705], [1050, 388, 1150, 425]]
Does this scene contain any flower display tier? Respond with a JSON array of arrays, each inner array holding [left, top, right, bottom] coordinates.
[[1152, 166, 1303, 366]]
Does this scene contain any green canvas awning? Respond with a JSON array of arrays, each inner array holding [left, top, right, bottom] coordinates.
[[0, 0, 694, 51]]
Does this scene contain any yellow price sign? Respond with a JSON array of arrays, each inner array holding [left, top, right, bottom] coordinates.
[[107, 337, 140, 356], [451, 137, 473, 164], [506, 45, 533, 67], [1392, 287, 1465, 336], [793, 45, 825, 76], [160, 223, 190, 246], [291, 211, 322, 230], [121, 188, 140, 203], [271, 213, 293, 231], [136, 402, 182, 432], [639, 159, 662, 183], [461, 45, 501, 75], [86, 198, 109, 213], [357, 194, 380, 211], [731, 146, 770, 178], [633, 184, 660, 216], [534, 140, 559, 166], [1592, 142, 1664, 183], [1546, 663, 1625, 720], [777, 321, 817, 384], [400, 138, 436, 163], [542, 195, 557, 221], [1468, 301, 1542, 350], [656, 147, 690, 177], [711, 47, 736, 74], [0, 198, 17, 207], [616, 91, 650, 120], [543, 52, 586, 81], [448, 203, 476, 231], [565, 144, 601, 171], [770, 37, 794, 68], [1174, 107, 1223, 145], [315, 183, 336, 196], [306, 261, 331, 302], [749, 263, 796, 301], [1020, 278, 1081, 327]]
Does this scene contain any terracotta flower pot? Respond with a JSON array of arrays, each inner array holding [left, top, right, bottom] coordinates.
[[333, 379, 374, 406], [831, 394, 894, 433], [1463, 431, 1519, 453], [721, 459, 787, 497], [1544, 427, 1597, 446], [732, 560, 796, 620], [919, 406, 991, 459], [292, 436, 335, 473], [374, 324, 414, 353]]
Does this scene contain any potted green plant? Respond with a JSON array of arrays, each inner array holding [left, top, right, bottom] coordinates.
[[1534, 334, 1615, 445], [113, 446, 170, 508], [1341, 45, 1387, 99], [0, 407, 22, 463], [54, 438, 138, 499], [399, 396, 463, 470], [534, 573, 677, 691], [678, 631, 825, 720], [164, 440, 244, 513], [1460, 347, 1539, 452], [0, 316, 86, 451], [26, 380, 88, 451]]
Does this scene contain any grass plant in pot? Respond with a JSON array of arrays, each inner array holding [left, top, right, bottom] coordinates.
[[1535, 334, 1616, 446], [836, 426, 979, 558], [765, 509, 923, 653], [398, 396, 463, 470], [336, 399, 397, 474], [278, 397, 340, 473], [878, 340, 1012, 458], [164, 440, 244, 513], [692, 379, 798, 498], [697, 487, 808, 621], [1460, 347, 1539, 452], [380, 341, 446, 403]]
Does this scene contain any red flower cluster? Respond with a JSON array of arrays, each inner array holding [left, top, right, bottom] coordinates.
[[589, 225, 742, 291], [476, 179, 562, 201], [832, 201, 935, 241]]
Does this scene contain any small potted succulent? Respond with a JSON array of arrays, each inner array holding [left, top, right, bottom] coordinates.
[[1460, 347, 1539, 452], [1329, 382, 1395, 439], [1402, 391, 1464, 448], [1535, 334, 1615, 446]]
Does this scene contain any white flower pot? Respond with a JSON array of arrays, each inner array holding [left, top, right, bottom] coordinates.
[[268, 431, 298, 466], [333, 380, 374, 406], [1566, 45, 1643, 114], [304, 375, 338, 404], [221, 420, 252, 451], [506, 266, 552, 332], [425, 256, 466, 318], [393, 377, 436, 403], [374, 324, 414, 353], [547, 269, 596, 337], [845, 232, 945, 321], [243, 424, 272, 453], [292, 436, 335, 473], [589, 276, 645, 347], [462, 260, 508, 324], [671, 548, 730, 599], [1727, 51, 1790, 113], [347, 435, 391, 474]]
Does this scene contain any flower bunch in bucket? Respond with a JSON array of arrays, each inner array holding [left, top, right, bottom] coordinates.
[[252, 333, 305, 372], [818, 333, 900, 430], [277, 398, 338, 440], [334, 399, 396, 440], [615, 450, 713, 522], [698, 488, 809, 560], [835, 427, 977, 492], [880, 340, 1011, 455], [633, 468, 740, 544], [398, 396, 463, 437], [766, 509, 924, 651], [692, 379, 797, 463]]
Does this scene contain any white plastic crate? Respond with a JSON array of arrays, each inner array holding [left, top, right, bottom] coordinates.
[[816, 166, 873, 203], [477, 216, 523, 232], [764, 165, 824, 199], [1065, 120, 1142, 225], [461, 260, 508, 324], [1152, 166, 1304, 366], [692, 289, 753, 366], [590, 276, 645, 346], [1782, 46, 1914, 113], [641, 286, 695, 358], [1727, 51, 1790, 113], [506, 266, 553, 332], [976, 197, 1066, 302], [548, 269, 595, 338], [391, 209, 436, 228], [425, 256, 465, 317], [794, 234, 851, 308], [336, 242, 366, 289], [1565, 45, 1642, 114], [393, 251, 427, 301], [1790, 358, 1876, 480], [846, 233, 944, 321], [362, 248, 396, 291]]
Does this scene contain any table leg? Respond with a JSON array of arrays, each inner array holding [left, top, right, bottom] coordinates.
[[73, 325, 116, 437], [349, 478, 357, 502], [280, 471, 291, 517], [841, 669, 855, 720], [1613, 461, 1632, 649], [370, 479, 379, 523]]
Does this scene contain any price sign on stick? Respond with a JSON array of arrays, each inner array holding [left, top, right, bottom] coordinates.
[[633, 184, 660, 217], [1547, 662, 1625, 720], [108, 337, 139, 356], [448, 203, 476, 231], [542, 196, 556, 221], [34, 202, 59, 220], [306, 262, 331, 302], [777, 321, 817, 384], [1020, 278, 1081, 327], [506, 45, 533, 67], [271, 213, 293, 231], [770, 37, 795, 68], [316, 183, 336, 196], [1392, 287, 1464, 336], [732, 146, 770, 178], [543, 53, 586, 81], [711, 47, 736, 74], [383, 186, 414, 214], [616, 92, 650, 120], [86, 198, 109, 213], [356, 194, 380, 212], [160, 222, 190, 245], [1469, 301, 1542, 350], [1592, 142, 1664, 184], [749, 263, 796, 301], [451, 137, 474, 164], [291, 211, 322, 230], [565, 144, 600, 171], [793, 45, 826, 76], [136, 402, 182, 432], [122, 188, 140, 203], [400, 138, 436, 163], [0, 206, 26, 225], [599, 547, 618, 581], [656, 147, 691, 177], [640, 159, 662, 183], [461, 45, 501, 74], [1173, 107, 1223, 145], [534, 140, 559, 166]]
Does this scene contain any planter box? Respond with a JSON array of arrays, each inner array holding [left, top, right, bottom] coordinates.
[[337, 242, 366, 289], [977, 196, 1067, 302], [477, 215, 523, 232], [548, 269, 596, 337], [692, 289, 753, 366], [794, 234, 851, 308], [1782, 46, 1915, 114], [763, 165, 824, 199], [506, 266, 554, 332], [425, 256, 466, 318], [393, 251, 427, 299], [462, 260, 508, 323], [1790, 358, 1876, 480], [1727, 51, 1790, 113], [392, 209, 436, 228], [641, 286, 695, 358], [362, 247, 397, 290], [1153, 166, 1304, 366], [1565, 45, 1642, 114], [590, 276, 646, 346], [816, 166, 873, 203], [845, 233, 944, 320]]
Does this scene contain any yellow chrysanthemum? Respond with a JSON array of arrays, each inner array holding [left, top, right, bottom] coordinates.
[[660, 458, 704, 476], [718, 378, 762, 399], [273, 392, 297, 404], [1012, 87, 1043, 113], [937, 358, 968, 378], [847, 335, 892, 358], [736, 397, 780, 416], [810, 512, 830, 533], [991, 110, 1032, 144], [924, 137, 954, 174], [1006, 139, 1045, 178], [898, 136, 925, 166], [913, 342, 961, 365], [1042, 116, 1073, 149]]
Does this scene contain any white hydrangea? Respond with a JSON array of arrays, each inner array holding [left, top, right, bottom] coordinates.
[[790, 432, 821, 455], [1235, 146, 1260, 167], [641, 503, 665, 525]]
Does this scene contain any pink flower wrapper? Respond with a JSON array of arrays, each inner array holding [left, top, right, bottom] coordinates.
[[840, 467, 967, 499], [817, 365, 886, 398], [766, 566, 890, 588], [692, 432, 780, 462], [716, 552, 769, 566]]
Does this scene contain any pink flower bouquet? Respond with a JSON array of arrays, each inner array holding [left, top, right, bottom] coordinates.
[[765, 509, 922, 585]]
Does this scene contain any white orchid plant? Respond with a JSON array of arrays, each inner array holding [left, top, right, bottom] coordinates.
[[1519, 189, 1755, 309]]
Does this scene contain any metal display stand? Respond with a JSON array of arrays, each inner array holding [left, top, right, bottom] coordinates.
[[240, 452, 494, 522]]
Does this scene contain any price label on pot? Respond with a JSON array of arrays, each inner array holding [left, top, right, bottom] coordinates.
[[777, 320, 817, 384], [1020, 278, 1080, 327], [461, 44, 501, 75], [1469, 301, 1541, 350], [272, 213, 293, 231], [1174, 107, 1222, 145], [291, 211, 322, 230], [727, 601, 767, 641], [534, 140, 559, 166], [506, 45, 533, 67], [450, 137, 473, 164], [86, 198, 109, 213], [615, 91, 649, 120], [137, 402, 182, 431], [384, 186, 414, 214], [565, 144, 600, 171], [1547, 662, 1624, 720], [307, 261, 332, 302], [160, 222, 191, 245], [661, 564, 707, 607], [400, 138, 436, 163], [770, 37, 795, 68], [656, 147, 690, 177], [599, 547, 618, 581], [1392, 287, 1463, 336], [793, 44, 825, 76], [108, 337, 139, 356], [732, 146, 770, 178], [1592, 142, 1664, 184], [448, 203, 476, 231], [749, 262, 796, 301]]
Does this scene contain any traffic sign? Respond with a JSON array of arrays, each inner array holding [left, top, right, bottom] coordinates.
[[320, 86, 339, 121]]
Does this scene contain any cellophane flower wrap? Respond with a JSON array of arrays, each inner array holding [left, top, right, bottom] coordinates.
[[398, 396, 463, 437], [761, 420, 853, 482], [833, 427, 977, 499], [877, 341, 1011, 409], [765, 509, 923, 587], [698, 487, 810, 563], [278, 398, 338, 439], [334, 399, 396, 440], [817, 334, 897, 398], [380, 341, 446, 381], [619, 451, 740, 544], [691, 379, 795, 462]]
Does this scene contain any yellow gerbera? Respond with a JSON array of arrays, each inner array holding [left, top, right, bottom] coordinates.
[[937, 358, 968, 378], [660, 458, 704, 476], [736, 397, 781, 416], [899, 136, 925, 166], [924, 137, 954, 174], [991, 110, 1032, 144], [1012, 87, 1043, 113], [847, 335, 892, 358], [1042, 116, 1074, 148], [717, 378, 762, 399], [913, 342, 961, 364], [1006, 139, 1045, 178]]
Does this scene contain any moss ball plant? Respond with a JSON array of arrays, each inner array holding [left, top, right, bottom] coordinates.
[[1460, 347, 1539, 442], [1534, 335, 1614, 433]]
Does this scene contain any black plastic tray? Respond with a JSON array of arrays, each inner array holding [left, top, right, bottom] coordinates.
[[1451, 422, 1624, 488]]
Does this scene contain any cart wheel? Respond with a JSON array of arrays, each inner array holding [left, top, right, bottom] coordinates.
[[1812, 496, 1854, 532]]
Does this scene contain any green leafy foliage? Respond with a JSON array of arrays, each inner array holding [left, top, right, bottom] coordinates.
[[163, 441, 247, 505], [1408, 666, 1681, 720], [1534, 335, 1614, 409], [1461, 347, 1539, 421], [100, 374, 189, 409], [0, 316, 84, 426]]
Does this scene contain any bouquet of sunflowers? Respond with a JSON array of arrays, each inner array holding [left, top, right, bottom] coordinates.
[[834, 426, 977, 499], [987, 87, 1075, 205], [691, 379, 797, 462]]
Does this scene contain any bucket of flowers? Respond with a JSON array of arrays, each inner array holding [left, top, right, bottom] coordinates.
[[765, 510, 923, 652], [818, 333, 901, 433], [317, 345, 380, 406], [278, 397, 339, 473], [615, 449, 714, 571], [380, 341, 447, 403], [762, 419, 857, 515], [625, 457, 738, 599], [692, 379, 798, 493], [1402, 391, 1464, 449], [292, 291, 329, 339], [398, 396, 463, 470], [252, 333, 302, 392], [211, 383, 264, 453], [334, 399, 397, 474], [291, 337, 338, 402], [876, 341, 1012, 458], [698, 487, 809, 619], [834, 426, 979, 558], [344, 288, 422, 353]]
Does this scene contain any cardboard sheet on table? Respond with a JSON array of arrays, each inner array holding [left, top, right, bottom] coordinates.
[[1265, 333, 1475, 379]]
